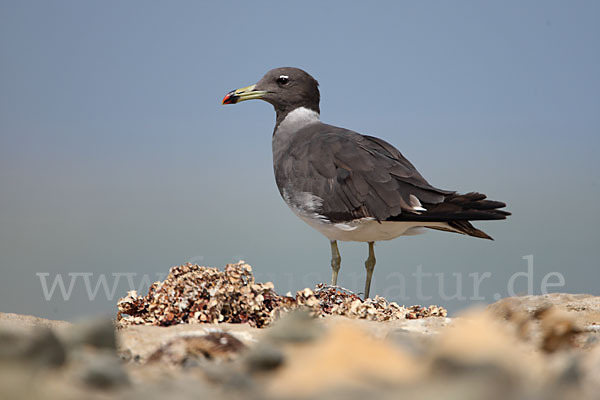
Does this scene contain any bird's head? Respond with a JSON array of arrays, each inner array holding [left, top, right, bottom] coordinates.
[[222, 67, 320, 115]]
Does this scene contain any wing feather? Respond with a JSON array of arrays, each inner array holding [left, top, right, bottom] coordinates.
[[274, 122, 456, 223]]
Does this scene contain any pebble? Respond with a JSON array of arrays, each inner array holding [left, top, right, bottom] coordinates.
[[0, 326, 66, 368], [266, 309, 323, 343], [78, 352, 129, 389], [68, 317, 117, 351], [244, 342, 285, 371]]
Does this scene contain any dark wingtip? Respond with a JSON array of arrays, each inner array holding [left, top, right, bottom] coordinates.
[[475, 231, 494, 240], [446, 220, 495, 240]]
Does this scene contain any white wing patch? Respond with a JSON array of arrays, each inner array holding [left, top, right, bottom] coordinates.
[[282, 189, 329, 222], [294, 191, 323, 212], [409, 194, 427, 212]]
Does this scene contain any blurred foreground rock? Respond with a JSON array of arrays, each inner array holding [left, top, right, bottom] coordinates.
[[2, 266, 600, 399]]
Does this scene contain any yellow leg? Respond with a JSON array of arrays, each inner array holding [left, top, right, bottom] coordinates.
[[330, 240, 341, 286], [364, 241, 376, 298]]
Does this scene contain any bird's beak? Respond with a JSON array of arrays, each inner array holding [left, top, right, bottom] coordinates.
[[222, 84, 267, 105]]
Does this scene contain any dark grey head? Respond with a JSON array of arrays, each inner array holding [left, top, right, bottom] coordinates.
[[222, 67, 320, 118]]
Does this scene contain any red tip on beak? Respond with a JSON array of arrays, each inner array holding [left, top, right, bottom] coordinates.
[[222, 91, 236, 105]]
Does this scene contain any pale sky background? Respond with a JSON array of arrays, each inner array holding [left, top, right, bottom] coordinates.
[[1, 1, 599, 320]]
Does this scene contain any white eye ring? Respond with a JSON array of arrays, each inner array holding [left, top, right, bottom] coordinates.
[[277, 75, 289, 84]]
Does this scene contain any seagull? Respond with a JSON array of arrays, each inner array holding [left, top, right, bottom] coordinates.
[[222, 67, 510, 298]]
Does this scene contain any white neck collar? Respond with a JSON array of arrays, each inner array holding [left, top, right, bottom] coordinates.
[[278, 107, 320, 132]]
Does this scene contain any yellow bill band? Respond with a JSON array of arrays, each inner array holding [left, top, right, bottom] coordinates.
[[222, 84, 267, 104]]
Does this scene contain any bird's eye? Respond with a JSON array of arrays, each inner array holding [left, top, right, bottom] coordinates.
[[276, 75, 289, 85]]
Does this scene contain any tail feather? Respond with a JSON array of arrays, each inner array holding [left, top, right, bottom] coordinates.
[[389, 192, 509, 240], [390, 192, 510, 222]]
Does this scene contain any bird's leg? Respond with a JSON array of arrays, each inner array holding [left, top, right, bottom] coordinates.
[[330, 240, 341, 286], [364, 241, 376, 298]]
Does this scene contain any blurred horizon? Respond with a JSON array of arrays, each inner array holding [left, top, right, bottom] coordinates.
[[1, 1, 599, 320]]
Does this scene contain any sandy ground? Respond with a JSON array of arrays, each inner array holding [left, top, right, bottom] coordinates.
[[1, 292, 600, 400]]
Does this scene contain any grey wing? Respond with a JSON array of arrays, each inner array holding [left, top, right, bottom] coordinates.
[[275, 123, 453, 223]]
